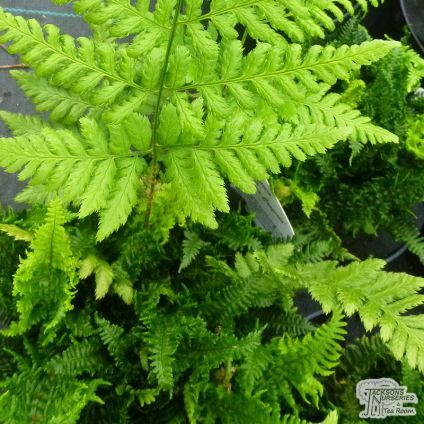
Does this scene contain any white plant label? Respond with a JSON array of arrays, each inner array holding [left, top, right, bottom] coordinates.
[[234, 181, 295, 239]]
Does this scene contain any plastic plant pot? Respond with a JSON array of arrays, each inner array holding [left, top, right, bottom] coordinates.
[[401, 0, 424, 53]]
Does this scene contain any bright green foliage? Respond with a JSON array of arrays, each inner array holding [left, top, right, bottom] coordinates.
[[0, 1, 397, 238], [301, 259, 424, 372], [4, 199, 77, 339], [11, 70, 101, 124], [56, 0, 382, 44], [278, 28, 424, 258], [0, 224, 33, 242], [80, 254, 114, 299], [47, 339, 104, 376], [282, 85, 398, 144], [406, 115, 424, 158], [281, 411, 338, 424], [0, 119, 146, 241], [0, 110, 50, 136]]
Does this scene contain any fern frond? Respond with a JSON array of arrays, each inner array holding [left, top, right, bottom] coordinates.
[[0, 110, 50, 136], [204, 256, 272, 320], [137, 388, 161, 408], [162, 119, 350, 227], [0, 3, 398, 234], [281, 416, 312, 424], [46, 339, 104, 376], [391, 220, 424, 265], [72, 0, 171, 53], [181, 40, 398, 116], [64, 308, 96, 338], [279, 310, 316, 337], [112, 276, 134, 305], [0, 11, 152, 109], [187, 328, 263, 377], [71, 0, 381, 48], [0, 364, 106, 424], [179, 230, 209, 272], [238, 344, 273, 394], [0, 224, 33, 243], [95, 315, 129, 365], [0, 119, 147, 240], [301, 259, 424, 372], [5, 199, 77, 338], [331, 15, 372, 47], [145, 316, 182, 390], [338, 335, 390, 375], [283, 86, 398, 144], [212, 389, 274, 424], [278, 310, 346, 405], [80, 254, 114, 299], [11, 70, 100, 124]]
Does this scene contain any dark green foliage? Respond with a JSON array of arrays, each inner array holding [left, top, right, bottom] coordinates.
[[325, 337, 424, 423], [0, 207, 423, 422]]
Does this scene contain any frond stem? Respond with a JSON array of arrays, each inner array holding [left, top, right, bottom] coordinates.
[[0, 63, 29, 70], [145, 0, 184, 227], [182, 0, 258, 23]]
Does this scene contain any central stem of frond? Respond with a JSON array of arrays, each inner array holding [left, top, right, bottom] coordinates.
[[145, 0, 185, 227]]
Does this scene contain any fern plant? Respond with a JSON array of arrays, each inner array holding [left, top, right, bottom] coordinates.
[[1, 1, 424, 423], [276, 18, 424, 263], [0, 0, 398, 241], [1, 206, 424, 422]]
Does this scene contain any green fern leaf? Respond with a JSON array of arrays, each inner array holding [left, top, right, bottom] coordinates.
[[179, 230, 209, 272], [4, 199, 77, 337], [145, 316, 182, 390], [137, 388, 161, 407], [95, 315, 128, 365], [162, 120, 351, 227], [0, 110, 50, 136], [73, 0, 381, 48], [391, 220, 424, 265], [0, 2, 398, 235], [0, 12, 150, 107], [301, 259, 424, 372], [0, 118, 147, 240], [283, 85, 399, 144], [11, 70, 99, 124], [47, 339, 103, 376], [80, 254, 114, 299], [0, 363, 106, 424], [278, 310, 346, 406], [0, 224, 33, 243]]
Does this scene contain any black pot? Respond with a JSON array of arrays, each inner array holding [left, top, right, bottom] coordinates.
[[401, 0, 424, 53], [342, 204, 424, 264]]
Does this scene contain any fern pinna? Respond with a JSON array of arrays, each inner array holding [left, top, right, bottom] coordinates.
[[0, 0, 397, 240]]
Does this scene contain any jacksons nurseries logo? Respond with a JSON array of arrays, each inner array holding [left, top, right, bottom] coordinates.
[[356, 378, 418, 419]]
